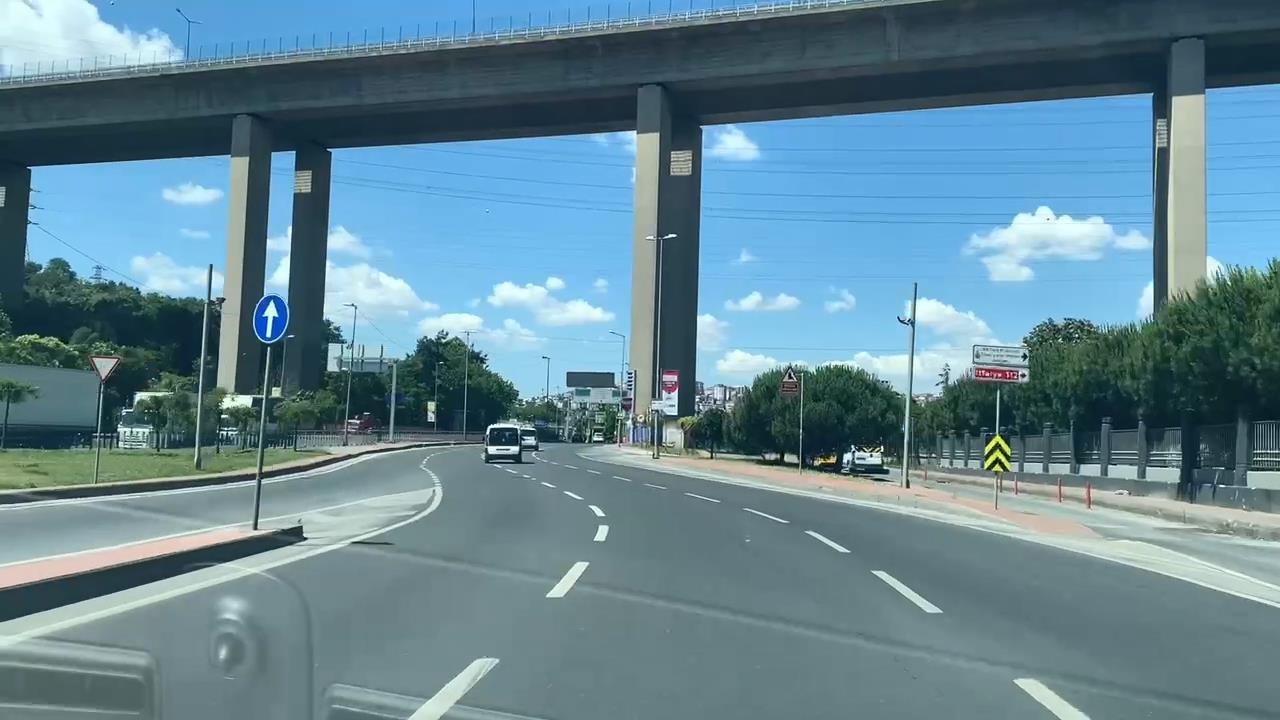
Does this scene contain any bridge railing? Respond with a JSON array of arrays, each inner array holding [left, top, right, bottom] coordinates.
[[0, 0, 882, 87]]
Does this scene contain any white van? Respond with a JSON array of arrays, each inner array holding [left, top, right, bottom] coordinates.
[[484, 423, 524, 463]]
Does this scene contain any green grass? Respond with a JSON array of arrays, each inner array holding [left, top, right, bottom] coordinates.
[[0, 448, 325, 490]]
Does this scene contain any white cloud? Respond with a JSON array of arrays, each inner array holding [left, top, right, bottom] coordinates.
[[0, 0, 181, 72], [417, 313, 485, 336], [716, 349, 778, 376], [593, 277, 609, 293], [913, 297, 992, 339], [266, 225, 371, 258], [824, 288, 857, 313], [1137, 255, 1226, 318], [733, 248, 758, 265], [129, 253, 222, 296], [707, 125, 761, 162], [725, 290, 800, 312], [697, 314, 729, 351], [161, 182, 223, 206], [486, 278, 614, 326], [269, 255, 435, 318], [417, 314, 542, 350], [965, 206, 1150, 282], [467, 297, 482, 308], [179, 228, 210, 240], [590, 131, 637, 155], [847, 348, 970, 393]]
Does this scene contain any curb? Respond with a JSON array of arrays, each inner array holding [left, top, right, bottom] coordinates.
[[0, 525, 305, 622], [0, 440, 474, 506]]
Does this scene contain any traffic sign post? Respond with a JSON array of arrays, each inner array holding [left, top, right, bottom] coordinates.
[[89, 355, 121, 485], [779, 366, 800, 397], [984, 433, 1012, 509], [251, 294, 290, 531]]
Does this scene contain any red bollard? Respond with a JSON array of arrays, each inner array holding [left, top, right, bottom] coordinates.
[[1057, 478, 1063, 503], [1086, 482, 1092, 510]]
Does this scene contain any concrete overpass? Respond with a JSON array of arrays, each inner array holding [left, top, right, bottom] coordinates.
[[2, 0, 1279, 413]]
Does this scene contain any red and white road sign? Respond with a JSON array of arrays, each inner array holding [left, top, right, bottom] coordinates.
[[660, 369, 679, 396], [89, 355, 122, 382], [974, 365, 1030, 384]]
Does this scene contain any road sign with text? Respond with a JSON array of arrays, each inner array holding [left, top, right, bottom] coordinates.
[[972, 344, 1030, 368], [974, 365, 1030, 384], [984, 434, 1011, 474], [780, 366, 801, 397]]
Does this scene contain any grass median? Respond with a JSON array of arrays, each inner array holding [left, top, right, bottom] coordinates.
[[0, 448, 325, 490]]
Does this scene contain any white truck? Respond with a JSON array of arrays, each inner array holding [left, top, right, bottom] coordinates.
[[842, 445, 886, 474], [118, 392, 262, 449], [0, 363, 98, 433]]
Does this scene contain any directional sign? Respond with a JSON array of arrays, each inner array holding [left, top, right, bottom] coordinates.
[[972, 344, 1030, 368], [252, 293, 290, 344], [974, 365, 1030, 384], [89, 355, 122, 382], [780, 366, 801, 397], [984, 434, 1011, 474]]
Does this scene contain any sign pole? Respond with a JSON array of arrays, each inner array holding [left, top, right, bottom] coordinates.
[[252, 344, 271, 531], [92, 380, 105, 485], [389, 361, 397, 443], [798, 371, 805, 473]]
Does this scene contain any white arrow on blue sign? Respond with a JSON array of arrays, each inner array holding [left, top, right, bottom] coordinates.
[[252, 293, 290, 344]]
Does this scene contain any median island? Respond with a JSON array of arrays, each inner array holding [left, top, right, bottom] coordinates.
[[0, 449, 323, 490]]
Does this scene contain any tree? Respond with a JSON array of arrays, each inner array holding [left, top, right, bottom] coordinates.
[[1023, 317, 1101, 350], [689, 407, 727, 457], [0, 379, 38, 450], [936, 363, 950, 389], [274, 391, 335, 431]]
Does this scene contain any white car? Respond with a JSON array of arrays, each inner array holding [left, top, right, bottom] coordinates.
[[590, 429, 605, 443], [519, 427, 539, 452], [483, 423, 523, 463]]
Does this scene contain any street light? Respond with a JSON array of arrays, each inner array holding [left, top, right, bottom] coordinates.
[[462, 330, 473, 440], [541, 355, 551, 401], [897, 282, 919, 489], [644, 233, 677, 458], [175, 8, 202, 59], [341, 302, 358, 447], [193, 266, 222, 469], [434, 361, 444, 434], [608, 330, 626, 445]]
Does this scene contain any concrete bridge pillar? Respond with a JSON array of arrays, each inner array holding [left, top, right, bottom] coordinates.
[[283, 142, 332, 395], [629, 84, 702, 418], [217, 114, 273, 393], [0, 164, 30, 311], [1152, 37, 1206, 311]]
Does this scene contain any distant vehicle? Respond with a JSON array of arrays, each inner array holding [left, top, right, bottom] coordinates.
[[519, 427, 539, 451], [590, 429, 604, 443], [812, 453, 841, 472], [484, 423, 523, 463], [346, 412, 379, 434], [0, 364, 103, 440], [842, 445, 886, 474]]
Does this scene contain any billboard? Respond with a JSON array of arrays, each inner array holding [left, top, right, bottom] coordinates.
[[660, 369, 679, 416], [566, 371, 616, 389]]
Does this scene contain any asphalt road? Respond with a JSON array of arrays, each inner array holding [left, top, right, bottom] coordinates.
[[2, 442, 1278, 719]]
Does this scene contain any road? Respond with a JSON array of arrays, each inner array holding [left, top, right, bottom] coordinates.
[[2, 442, 1278, 719]]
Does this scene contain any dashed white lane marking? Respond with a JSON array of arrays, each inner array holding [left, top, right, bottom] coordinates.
[[563, 464, 579, 470], [540, 481, 556, 489], [410, 657, 500, 720], [743, 507, 790, 524], [612, 475, 632, 482], [805, 530, 850, 553], [520, 474, 533, 479], [684, 492, 721, 503], [585, 469, 601, 475], [1012, 679, 1091, 720], [588, 505, 606, 518], [593, 525, 609, 542], [546, 561, 590, 598], [871, 571, 943, 614], [563, 491, 583, 500], [643, 482, 667, 490]]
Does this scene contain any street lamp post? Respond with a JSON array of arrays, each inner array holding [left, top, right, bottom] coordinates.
[[434, 361, 443, 434], [342, 303, 357, 447], [541, 355, 551, 401], [175, 8, 202, 59], [897, 282, 919, 489], [462, 330, 473, 440], [645, 233, 677, 458], [193, 265, 221, 469], [608, 330, 626, 445]]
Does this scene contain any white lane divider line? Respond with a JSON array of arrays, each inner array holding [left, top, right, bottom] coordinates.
[[613, 475, 632, 482], [684, 492, 721, 503], [588, 504, 606, 518], [520, 474, 533, 479], [563, 491, 584, 500], [586, 469, 601, 475], [1012, 679, 1090, 720], [564, 464, 579, 470], [540, 481, 557, 488], [546, 561, 590, 598], [410, 657, 500, 720], [743, 507, 790, 524], [643, 482, 667, 490], [593, 524, 609, 542], [805, 530, 850, 554], [871, 571, 943, 614]]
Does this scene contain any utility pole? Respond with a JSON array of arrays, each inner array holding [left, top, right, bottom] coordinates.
[[434, 360, 443, 434], [609, 330, 626, 445], [646, 233, 677, 458], [541, 355, 551, 400], [193, 264, 213, 469], [388, 361, 398, 442], [342, 302, 357, 446], [462, 330, 473, 440], [897, 282, 919, 489]]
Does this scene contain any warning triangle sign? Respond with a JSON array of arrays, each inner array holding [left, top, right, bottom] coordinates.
[[90, 355, 121, 382], [781, 367, 799, 384]]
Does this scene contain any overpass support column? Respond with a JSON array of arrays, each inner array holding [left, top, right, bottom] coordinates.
[[630, 85, 702, 418], [217, 115, 273, 393], [0, 164, 30, 311], [283, 142, 332, 395], [1152, 38, 1206, 311]]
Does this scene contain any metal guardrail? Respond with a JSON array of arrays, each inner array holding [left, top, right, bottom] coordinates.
[[0, 0, 882, 86]]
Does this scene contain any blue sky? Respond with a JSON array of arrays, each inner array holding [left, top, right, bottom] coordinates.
[[5, 0, 1280, 397]]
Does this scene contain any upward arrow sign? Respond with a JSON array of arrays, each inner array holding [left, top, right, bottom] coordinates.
[[262, 300, 279, 339]]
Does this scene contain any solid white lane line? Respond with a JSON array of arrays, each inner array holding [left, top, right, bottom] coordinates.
[[409, 657, 500, 720], [588, 505, 606, 518], [643, 482, 667, 490], [594, 525, 609, 542], [540, 481, 556, 488], [546, 561, 589, 598], [563, 491, 583, 500], [871, 571, 943, 614], [805, 530, 850, 553], [684, 492, 721, 503], [1012, 679, 1091, 720], [743, 507, 790, 524], [563, 464, 578, 470], [612, 475, 632, 482], [586, 469, 601, 475]]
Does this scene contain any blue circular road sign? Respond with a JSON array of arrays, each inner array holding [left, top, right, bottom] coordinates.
[[252, 293, 290, 344]]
